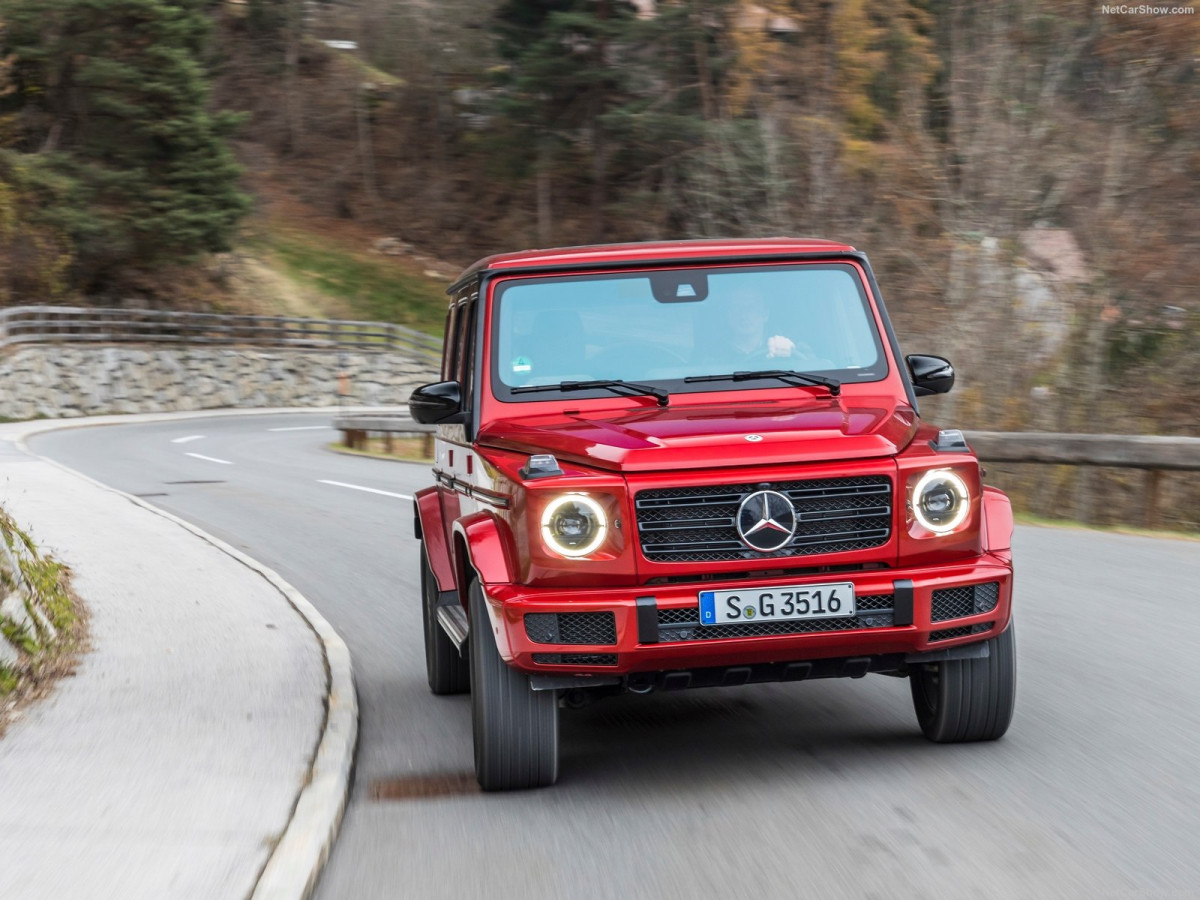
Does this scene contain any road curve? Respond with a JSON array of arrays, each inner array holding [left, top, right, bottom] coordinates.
[[30, 412, 1200, 900]]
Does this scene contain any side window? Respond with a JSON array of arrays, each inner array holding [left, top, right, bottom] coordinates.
[[455, 294, 477, 395], [440, 305, 458, 382]]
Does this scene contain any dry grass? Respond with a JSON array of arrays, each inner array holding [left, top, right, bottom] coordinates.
[[0, 572, 90, 738]]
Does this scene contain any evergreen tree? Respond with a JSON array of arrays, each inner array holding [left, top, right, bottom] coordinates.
[[0, 0, 249, 291], [493, 0, 640, 242]]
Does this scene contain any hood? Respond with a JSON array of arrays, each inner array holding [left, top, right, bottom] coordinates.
[[477, 397, 918, 473]]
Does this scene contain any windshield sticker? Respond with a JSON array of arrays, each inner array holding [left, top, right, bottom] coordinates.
[[512, 356, 532, 374]]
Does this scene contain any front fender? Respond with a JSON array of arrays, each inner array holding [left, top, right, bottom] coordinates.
[[452, 510, 518, 595], [982, 486, 1014, 556], [452, 512, 519, 660], [414, 487, 455, 592]]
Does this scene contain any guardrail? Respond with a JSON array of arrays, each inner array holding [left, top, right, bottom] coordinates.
[[964, 431, 1200, 529], [0, 305, 443, 358], [963, 432, 1200, 471], [334, 416, 434, 457]]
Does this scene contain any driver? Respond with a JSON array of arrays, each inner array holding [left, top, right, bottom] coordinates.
[[727, 290, 797, 360]]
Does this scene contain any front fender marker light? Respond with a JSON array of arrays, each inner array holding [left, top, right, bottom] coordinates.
[[541, 494, 608, 557]]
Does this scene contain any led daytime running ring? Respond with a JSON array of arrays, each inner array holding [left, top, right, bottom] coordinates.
[[912, 469, 970, 534], [541, 494, 608, 557]]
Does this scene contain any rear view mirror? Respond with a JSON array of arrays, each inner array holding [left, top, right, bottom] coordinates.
[[409, 381, 466, 424], [650, 271, 708, 303], [906, 355, 955, 396]]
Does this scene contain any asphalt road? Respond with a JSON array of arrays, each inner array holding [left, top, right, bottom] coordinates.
[[30, 413, 1200, 900]]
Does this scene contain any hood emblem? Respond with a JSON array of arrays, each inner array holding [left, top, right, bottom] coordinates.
[[745, 434, 763, 442], [736, 490, 797, 553]]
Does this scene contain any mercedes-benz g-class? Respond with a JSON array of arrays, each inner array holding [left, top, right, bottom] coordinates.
[[410, 239, 1016, 791]]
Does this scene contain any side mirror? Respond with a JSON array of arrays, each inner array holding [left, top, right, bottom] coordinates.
[[906, 355, 955, 396], [409, 381, 465, 424]]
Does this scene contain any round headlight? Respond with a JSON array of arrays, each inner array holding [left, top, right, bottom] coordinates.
[[541, 494, 608, 557], [912, 470, 969, 533]]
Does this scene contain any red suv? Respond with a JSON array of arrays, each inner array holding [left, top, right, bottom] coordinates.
[[410, 239, 1016, 791]]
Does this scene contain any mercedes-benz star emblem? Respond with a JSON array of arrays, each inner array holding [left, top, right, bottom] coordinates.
[[736, 490, 797, 553]]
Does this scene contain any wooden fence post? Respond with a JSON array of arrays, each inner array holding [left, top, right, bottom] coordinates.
[[1144, 469, 1162, 531]]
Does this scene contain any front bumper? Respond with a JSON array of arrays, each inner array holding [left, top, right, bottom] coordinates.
[[482, 553, 1013, 676]]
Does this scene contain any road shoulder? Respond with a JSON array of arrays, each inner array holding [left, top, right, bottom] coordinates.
[[0, 410, 359, 900]]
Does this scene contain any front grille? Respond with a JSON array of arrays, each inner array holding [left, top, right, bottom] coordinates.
[[658, 607, 700, 626], [532, 653, 618, 666], [655, 593, 895, 643], [930, 582, 1001, 622], [635, 475, 892, 563], [929, 622, 994, 643], [524, 612, 617, 645], [974, 582, 1000, 613], [857, 593, 895, 611]]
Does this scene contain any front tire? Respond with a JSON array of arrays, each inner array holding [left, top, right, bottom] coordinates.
[[421, 547, 469, 695], [469, 579, 559, 790], [910, 622, 1016, 743]]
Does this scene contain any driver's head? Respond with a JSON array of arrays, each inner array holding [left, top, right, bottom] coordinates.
[[726, 289, 769, 342]]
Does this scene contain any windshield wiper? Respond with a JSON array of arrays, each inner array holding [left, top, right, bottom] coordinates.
[[512, 379, 670, 407], [684, 369, 841, 396]]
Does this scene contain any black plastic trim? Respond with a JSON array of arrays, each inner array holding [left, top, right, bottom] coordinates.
[[892, 578, 914, 627], [529, 674, 622, 691], [467, 284, 483, 442], [861, 258, 920, 412], [906, 642, 990, 663], [723, 667, 752, 686], [783, 662, 813, 681], [931, 428, 970, 453], [519, 455, 564, 479], [628, 654, 907, 692], [432, 468, 511, 509], [635, 595, 659, 644]]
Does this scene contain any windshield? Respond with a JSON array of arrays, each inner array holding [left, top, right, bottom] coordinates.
[[490, 264, 887, 401]]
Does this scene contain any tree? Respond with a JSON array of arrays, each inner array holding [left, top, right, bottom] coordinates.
[[0, 0, 249, 292], [494, 0, 640, 243]]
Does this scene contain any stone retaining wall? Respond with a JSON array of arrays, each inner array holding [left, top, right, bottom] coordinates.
[[0, 345, 440, 419]]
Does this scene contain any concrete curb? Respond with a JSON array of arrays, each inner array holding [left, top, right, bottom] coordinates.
[[8, 408, 371, 900]]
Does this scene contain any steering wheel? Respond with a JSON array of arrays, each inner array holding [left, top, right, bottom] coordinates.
[[739, 337, 825, 369]]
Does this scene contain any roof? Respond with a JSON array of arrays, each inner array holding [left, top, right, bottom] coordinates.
[[451, 238, 859, 292]]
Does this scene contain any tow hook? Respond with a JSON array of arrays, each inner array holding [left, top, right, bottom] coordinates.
[[626, 673, 656, 695]]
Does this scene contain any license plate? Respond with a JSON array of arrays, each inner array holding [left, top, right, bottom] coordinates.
[[698, 582, 856, 626]]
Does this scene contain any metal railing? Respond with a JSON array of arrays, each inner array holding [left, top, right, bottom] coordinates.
[[0, 305, 443, 358], [963, 431, 1200, 471], [965, 431, 1200, 529], [333, 416, 434, 457]]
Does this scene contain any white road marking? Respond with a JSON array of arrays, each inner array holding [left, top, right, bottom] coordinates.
[[185, 452, 234, 465], [318, 479, 412, 500], [268, 425, 334, 432], [171, 435, 205, 444]]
